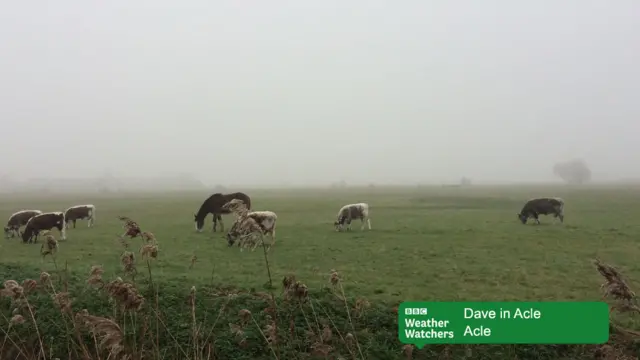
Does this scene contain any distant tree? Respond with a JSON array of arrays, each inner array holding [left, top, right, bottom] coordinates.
[[553, 159, 591, 184], [460, 177, 472, 186]]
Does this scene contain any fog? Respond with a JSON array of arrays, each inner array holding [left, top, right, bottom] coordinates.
[[1, 1, 638, 188]]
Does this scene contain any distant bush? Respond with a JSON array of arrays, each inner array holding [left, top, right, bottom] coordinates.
[[553, 159, 592, 184]]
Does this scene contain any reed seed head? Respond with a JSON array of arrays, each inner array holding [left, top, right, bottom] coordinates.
[[10, 314, 25, 325]]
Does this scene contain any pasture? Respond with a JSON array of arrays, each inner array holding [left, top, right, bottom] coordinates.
[[2, 184, 639, 302], [1, 184, 639, 359]]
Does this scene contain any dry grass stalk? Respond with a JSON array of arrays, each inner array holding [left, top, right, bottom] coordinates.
[[40, 231, 58, 258], [120, 251, 137, 277], [329, 269, 346, 301], [228, 308, 252, 347], [594, 259, 639, 311], [104, 277, 144, 312], [189, 254, 197, 269], [87, 265, 105, 287], [0, 280, 24, 300], [117, 236, 130, 249], [238, 309, 251, 326], [21, 279, 38, 295], [330, 269, 340, 286], [327, 268, 365, 359], [39, 272, 51, 287], [262, 315, 277, 345], [593, 343, 637, 360], [321, 324, 332, 343], [282, 277, 308, 302], [225, 201, 270, 252], [140, 231, 156, 243], [344, 332, 355, 352], [354, 298, 371, 318], [188, 286, 196, 306], [10, 314, 25, 326], [282, 275, 295, 288], [119, 216, 142, 238], [594, 258, 640, 343], [76, 310, 125, 359], [228, 322, 247, 346], [53, 292, 73, 314], [1, 280, 46, 357], [140, 244, 158, 260], [310, 342, 332, 357], [402, 344, 414, 359]]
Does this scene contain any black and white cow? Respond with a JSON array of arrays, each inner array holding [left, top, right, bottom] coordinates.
[[4, 210, 43, 239], [517, 197, 565, 224], [22, 212, 66, 243], [64, 204, 95, 229], [334, 202, 371, 231]]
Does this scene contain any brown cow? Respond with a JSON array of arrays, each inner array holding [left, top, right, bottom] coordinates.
[[22, 212, 66, 243], [64, 204, 96, 229], [4, 210, 43, 238]]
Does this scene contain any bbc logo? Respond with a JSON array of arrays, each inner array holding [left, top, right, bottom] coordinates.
[[405, 307, 428, 315]]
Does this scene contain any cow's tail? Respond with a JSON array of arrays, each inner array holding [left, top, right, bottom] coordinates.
[[554, 198, 565, 221], [60, 212, 67, 240], [90, 205, 96, 226]]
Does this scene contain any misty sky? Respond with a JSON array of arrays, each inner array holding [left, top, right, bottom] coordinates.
[[1, 1, 638, 186]]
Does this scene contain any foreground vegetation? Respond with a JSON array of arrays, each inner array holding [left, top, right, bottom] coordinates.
[[1, 184, 640, 359]]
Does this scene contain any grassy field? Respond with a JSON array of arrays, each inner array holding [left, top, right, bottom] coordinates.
[[2, 184, 639, 301], [1, 184, 639, 359]]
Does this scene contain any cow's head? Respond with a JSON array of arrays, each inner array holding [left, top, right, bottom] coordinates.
[[3, 226, 12, 239], [334, 216, 346, 231], [21, 228, 32, 243], [226, 231, 238, 247], [517, 213, 528, 224], [194, 213, 204, 232]]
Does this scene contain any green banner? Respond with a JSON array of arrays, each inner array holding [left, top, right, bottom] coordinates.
[[399, 301, 609, 347]]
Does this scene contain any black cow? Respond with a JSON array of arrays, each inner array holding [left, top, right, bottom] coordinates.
[[517, 197, 565, 224]]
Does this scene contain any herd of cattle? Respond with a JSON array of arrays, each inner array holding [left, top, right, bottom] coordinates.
[[3, 204, 95, 243], [2, 192, 564, 250]]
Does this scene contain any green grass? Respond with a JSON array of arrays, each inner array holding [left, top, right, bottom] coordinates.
[[2, 185, 639, 302], [1, 184, 639, 359]]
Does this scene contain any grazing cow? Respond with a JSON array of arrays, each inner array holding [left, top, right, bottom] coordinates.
[[4, 210, 43, 239], [64, 204, 96, 229], [334, 203, 371, 231], [22, 212, 66, 243], [223, 199, 277, 251], [193, 192, 252, 232], [517, 197, 565, 224]]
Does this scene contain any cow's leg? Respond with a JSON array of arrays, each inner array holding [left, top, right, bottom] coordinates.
[[367, 218, 372, 230], [73, 220, 77, 229], [360, 217, 365, 230], [212, 214, 218, 232], [251, 235, 261, 252], [533, 214, 540, 225], [60, 225, 66, 240], [219, 214, 225, 232]]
